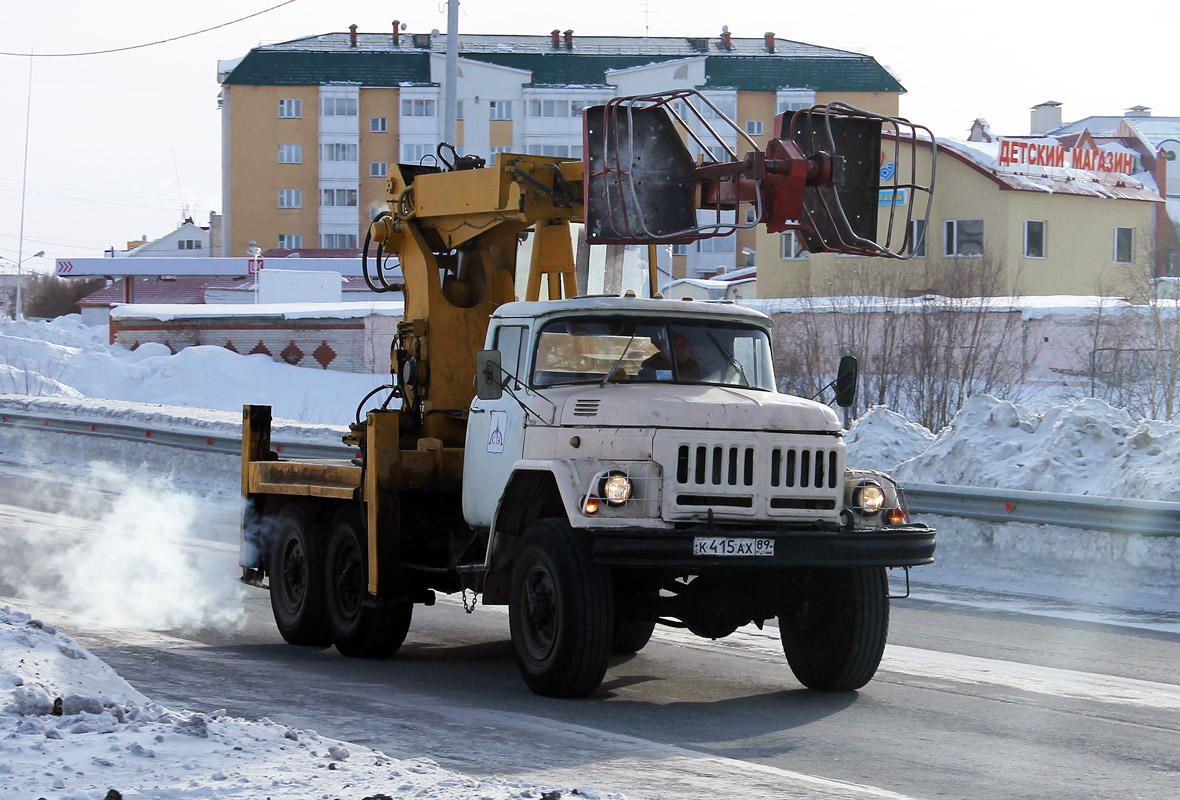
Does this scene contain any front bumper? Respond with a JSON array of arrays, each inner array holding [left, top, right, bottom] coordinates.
[[591, 523, 935, 569]]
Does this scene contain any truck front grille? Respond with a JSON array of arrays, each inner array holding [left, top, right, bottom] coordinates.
[[656, 433, 845, 522]]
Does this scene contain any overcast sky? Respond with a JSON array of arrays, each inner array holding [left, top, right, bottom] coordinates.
[[1, 0, 1174, 269]]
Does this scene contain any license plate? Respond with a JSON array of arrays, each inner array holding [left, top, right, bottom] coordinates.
[[693, 537, 775, 557]]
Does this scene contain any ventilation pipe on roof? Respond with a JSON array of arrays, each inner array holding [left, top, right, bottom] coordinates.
[[392, 20, 400, 46], [720, 26, 732, 51], [764, 32, 775, 52], [564, 29, 574, 49], [349, 24, 358, 48], [551, 29, 561, 48], [1030, 101, 1062, 135]]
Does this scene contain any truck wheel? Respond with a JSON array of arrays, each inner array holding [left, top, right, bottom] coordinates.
[[324, 508, 412, 659], [268, 502, 331, 646], [612, 618, 656, 654], [509, 519, 614, 698], [779, 567, 889, 692]]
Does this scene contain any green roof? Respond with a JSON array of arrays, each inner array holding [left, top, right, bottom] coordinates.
[[704, 56, 903, 93], [223, 45, 903, 94], [223, 50, 432, 87]]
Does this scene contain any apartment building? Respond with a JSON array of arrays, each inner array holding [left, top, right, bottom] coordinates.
[[217, 27, 904, 270]]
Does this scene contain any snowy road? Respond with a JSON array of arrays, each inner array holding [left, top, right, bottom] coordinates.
[[1, 475, 1178, 799]]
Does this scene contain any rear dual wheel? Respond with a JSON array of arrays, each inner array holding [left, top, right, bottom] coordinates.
[[325, 507, 412, 659], [268, 502, 331, 646]]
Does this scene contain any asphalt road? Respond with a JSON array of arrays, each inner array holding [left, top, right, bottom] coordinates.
[[1, 467, 1178, 799]]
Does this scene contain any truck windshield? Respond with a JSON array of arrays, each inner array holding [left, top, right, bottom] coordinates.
[[532, 318, 775, 390]]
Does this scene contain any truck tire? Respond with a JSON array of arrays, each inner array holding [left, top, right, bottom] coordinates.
[[268, 502, 331, 646], [779, 567, 889, 692], [612, 618, 656, 654], [324, 507, 412, 659], [509, 519, 614, 698]]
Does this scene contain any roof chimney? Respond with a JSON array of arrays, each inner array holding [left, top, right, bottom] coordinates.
[[392, 20, 400, 46], [1030, 100, 1062, 135], [764, 31, 775, 53], [349, 24, 358, 48], [564, 29, 574, 49], [551, 29, 561, 49], [720, 25, 732, 51]]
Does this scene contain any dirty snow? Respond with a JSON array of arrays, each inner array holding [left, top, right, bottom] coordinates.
[[0, 606, 609, 800]]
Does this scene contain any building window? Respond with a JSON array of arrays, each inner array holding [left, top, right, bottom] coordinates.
[[370, 117, 388, 133], [745, 120, 764, 136], [456, 100, 463, 120], [278, 234, 302, 249], [321, 97, 358, 116], [278, 189, 302, 209], [777, 91, 815, 114], [529, 99, 570, 118], [401, 98, 436, 117], [525, 144, 582, 158], [570, 99, 602, 117], [909, 219, 927, 257], [370, 161, 388, 177], [321, 143, 358, 162], [402, 143, 431, 163], [699, 233, 734, 254], [781, 231, 808, 260], [177, 239, 202, 250], [671, 244, 689, 256], [1114, 227, 1134, 263], [701, 97, 737, 120], [944, 219, 984, 257], [320, 233, 358, 249], [278, 98, 302, 118], [745, 208, 758, 224], [321, 188, 358, 207], [1024, 220, 1046, 258], [278, 144, 302, 164], [489, 100, 512, 120], [489, 146, 512, 164]]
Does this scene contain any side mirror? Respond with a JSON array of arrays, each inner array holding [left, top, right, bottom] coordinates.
[[475, 350, 503, 400], [834, 355, 858, 408]]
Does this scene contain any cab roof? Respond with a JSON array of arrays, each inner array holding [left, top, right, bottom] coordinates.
[[492, 295, 772, 326]]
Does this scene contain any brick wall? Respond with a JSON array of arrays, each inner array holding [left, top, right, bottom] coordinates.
[[109, 311, 401, 373]]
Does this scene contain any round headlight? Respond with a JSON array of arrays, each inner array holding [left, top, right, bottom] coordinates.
[[857, 484, 885, 513], [602, 473, 633, 506]]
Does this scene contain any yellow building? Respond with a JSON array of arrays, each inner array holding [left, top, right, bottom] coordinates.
[[218, 28, 903, 259], [757, 132, 1167, 299]]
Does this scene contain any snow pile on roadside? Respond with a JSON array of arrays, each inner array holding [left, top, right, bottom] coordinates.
[[0, 605, 619, 800], [887, 395, 1180, 499], [0, 315, 388, 424], [844, 406, 936, 473]]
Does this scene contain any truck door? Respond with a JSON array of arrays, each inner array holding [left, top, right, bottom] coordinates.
[[463, 324, 530, 528]]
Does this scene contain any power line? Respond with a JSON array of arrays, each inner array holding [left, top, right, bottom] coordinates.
[[0, 1, 296, 57]]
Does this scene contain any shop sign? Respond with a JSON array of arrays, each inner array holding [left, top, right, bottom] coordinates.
[[998, 139, 1135, 175]]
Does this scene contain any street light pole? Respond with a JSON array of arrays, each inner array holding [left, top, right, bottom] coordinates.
[[12, 250, 45, 321], [16, 49, 34, 321]]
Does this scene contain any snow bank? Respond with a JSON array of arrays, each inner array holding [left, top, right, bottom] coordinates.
[[844, 406, 936, 473], [0, 315, 389, 424], [887, 395, 1180, 499], [0, 605, 618, 800]]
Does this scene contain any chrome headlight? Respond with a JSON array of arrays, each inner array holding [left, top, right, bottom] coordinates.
[[855, 482, 885, 513], [601, 472, 633, 506]]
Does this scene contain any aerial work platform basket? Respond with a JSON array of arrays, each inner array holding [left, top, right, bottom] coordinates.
[[583, 89, 935, 259]]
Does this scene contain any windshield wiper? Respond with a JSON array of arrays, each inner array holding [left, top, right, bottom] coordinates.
[[599, 331, 638, 386], [706, 332, 751, 388]]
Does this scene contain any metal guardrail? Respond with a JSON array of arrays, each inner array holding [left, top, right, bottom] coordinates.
[[0, 408, 353, 461], [5, 405, 1179, 537], [904, 482, 1180, 538]]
